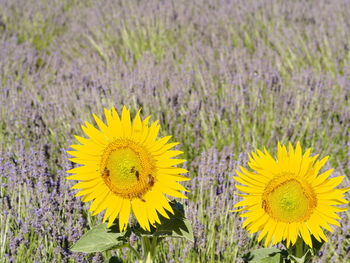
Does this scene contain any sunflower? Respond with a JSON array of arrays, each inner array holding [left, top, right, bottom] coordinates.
[[67, 106, 189, 232], [233, 142, 349, 248]]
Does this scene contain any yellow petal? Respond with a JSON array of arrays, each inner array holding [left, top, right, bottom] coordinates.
[[118, 199, 131, 231], [121, 106, 132, 138], [132, 198, 150, 231], [132, 109, 143, 141], [156, 158, 186, 168], [103, 194, 122, 223], [299, 222, 312, 247]]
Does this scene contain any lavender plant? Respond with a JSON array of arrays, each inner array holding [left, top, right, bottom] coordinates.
[[1, 0, 350, 262]]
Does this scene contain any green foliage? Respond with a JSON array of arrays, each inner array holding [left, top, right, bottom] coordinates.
[[1, 0, 350, 262], [285, 237, 325, 263], [0, 7, 66, 52], [70, 201, 193, 261], [86, 22, 180, 64], [135, 201, 194, 242], [244, 238, 325, 263], [70, 223, 129, 253], [243, 248, 284, 263]]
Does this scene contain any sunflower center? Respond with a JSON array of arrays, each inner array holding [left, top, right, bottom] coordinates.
[[100, 139, 156, 200], [107, 149, 142, 188], [262, 174, 317, 223]]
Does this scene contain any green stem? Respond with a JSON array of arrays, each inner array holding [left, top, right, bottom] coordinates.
[[126, 243, 141, 260], [103, 250, 112, 261], [288, 238, 313, 263], [141, 236, 158, 263], [295, 238, 304, 259]]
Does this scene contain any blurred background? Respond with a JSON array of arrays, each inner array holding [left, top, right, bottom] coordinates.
[[0, 0, 349, 262]]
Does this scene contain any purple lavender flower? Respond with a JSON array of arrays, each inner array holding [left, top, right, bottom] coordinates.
[[1, 0, 350, 262]]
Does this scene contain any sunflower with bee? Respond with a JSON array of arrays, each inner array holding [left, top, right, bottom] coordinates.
[[67, 106, 189, 232]]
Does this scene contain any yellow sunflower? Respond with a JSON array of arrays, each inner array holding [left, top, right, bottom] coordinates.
[[233, 142, 349, 248], [67, 106, 189, 232]]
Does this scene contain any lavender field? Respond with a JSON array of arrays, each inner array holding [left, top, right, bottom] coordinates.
[[1, 0, 350, 262]]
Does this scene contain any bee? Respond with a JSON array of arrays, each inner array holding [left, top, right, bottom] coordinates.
[[261, 200, 267, 210], [103, 167, 110, 177], [146, 174, 155, 187], [102, 167, 110, 183], [130, 166, 140, 180], [135, 193, 146, 202]]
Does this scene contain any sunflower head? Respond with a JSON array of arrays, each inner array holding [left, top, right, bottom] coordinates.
[[67, 106, 189, 232], [234, 142, 349, 248]]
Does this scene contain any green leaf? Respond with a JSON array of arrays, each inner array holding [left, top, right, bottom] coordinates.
[[289, 254, 307, 263], [243, 248, 283, 263], [135, 200, 194, 242], [289, 250, 314, 263], [70, 223, 128, 253]]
